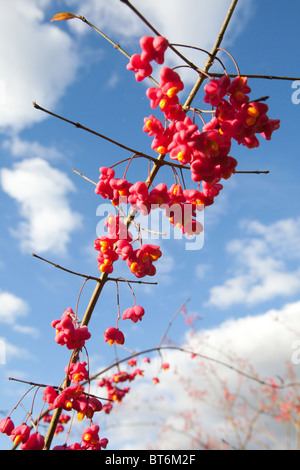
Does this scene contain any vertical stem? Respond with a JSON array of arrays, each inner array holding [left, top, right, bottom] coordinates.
[[43, 0, 239, 450]]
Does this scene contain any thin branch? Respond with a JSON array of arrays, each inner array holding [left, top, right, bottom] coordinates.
[[217, 47, 240, 76], [73, 165, 270, 184], [86, 345, 299, 390], [240, 407, 265, 450], [109, 153, 190, 172], [170, 43, 228, 75], [31, 253, 157, 286]]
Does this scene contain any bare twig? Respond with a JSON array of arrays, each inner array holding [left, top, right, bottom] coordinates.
[[72, 169, 96, 186], [119, 0, 199, 72], [32, 253, 103, 283], [32, 102, 151, 158], [210, 72, 300, 81], [157, 297, 191, 347]]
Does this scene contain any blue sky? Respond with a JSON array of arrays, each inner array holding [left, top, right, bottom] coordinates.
[[0, 0, 300, 450]]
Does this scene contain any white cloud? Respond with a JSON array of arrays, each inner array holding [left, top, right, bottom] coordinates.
[[0, 158, 82, 254], [0, 0, 80, 132], [98, 300, 300, 450], [206, 217, 300, 309]]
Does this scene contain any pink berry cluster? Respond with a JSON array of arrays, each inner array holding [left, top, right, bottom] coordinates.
[[42, 411, 71, 437], [48, 307, 108, 449], [0, 418, 45, 450]]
